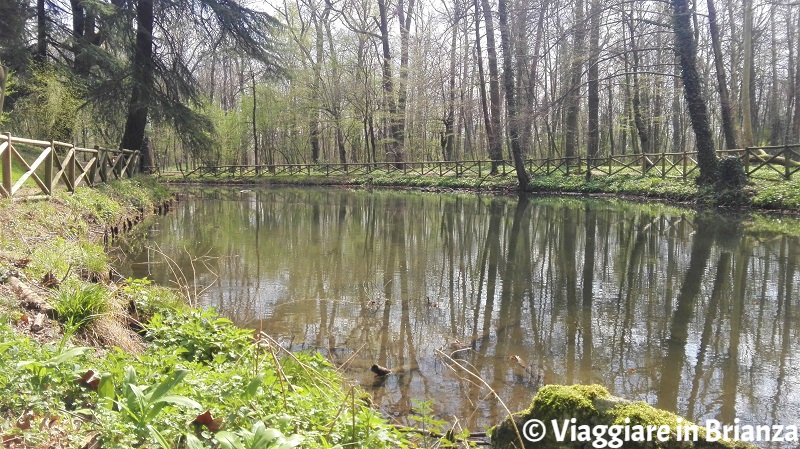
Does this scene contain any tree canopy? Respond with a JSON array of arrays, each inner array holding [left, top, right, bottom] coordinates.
[[1, 0, 798, 186]]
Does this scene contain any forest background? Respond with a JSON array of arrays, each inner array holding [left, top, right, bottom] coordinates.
[[0, 0, 794, 187]]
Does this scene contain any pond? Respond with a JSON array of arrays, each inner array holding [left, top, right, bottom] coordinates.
[[115, 187, 800, 445]]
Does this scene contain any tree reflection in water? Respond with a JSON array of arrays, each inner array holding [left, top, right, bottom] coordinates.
[[118, 187, 800, 442]]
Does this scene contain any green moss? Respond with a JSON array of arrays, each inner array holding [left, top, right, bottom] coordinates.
[[490, 385, 759, 449], [607, 401, 680, 427], [531, 384, 609, 419]]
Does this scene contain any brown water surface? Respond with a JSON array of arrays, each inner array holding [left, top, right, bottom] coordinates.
[[116, 187, 800, 445]]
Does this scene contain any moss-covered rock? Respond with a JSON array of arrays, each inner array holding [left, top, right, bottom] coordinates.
[[491, 385, 759, 449]]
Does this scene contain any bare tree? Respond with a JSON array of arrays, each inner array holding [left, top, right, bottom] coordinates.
[[497, 0, 530, 188], [479, 0, 504, 173]]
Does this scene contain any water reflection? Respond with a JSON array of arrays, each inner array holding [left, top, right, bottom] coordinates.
[[117, 187, 800, 445]]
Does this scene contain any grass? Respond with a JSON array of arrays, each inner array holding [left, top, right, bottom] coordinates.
[[163, 164, 800, 212], [53, 283, 109, 331]]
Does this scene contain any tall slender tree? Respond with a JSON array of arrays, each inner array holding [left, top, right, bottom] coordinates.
[[497, 0, 529, 188], [564, 0, 585, 160], [707, 0, 737, 149], [479, 0, 504, 173]]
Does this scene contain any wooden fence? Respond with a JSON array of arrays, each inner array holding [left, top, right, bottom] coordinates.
[[0, 132, 140, 198], [176, 144, 800, 182]]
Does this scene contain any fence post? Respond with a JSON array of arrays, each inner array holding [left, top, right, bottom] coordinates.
[[743, 147, 750, 176], [682, 146, 688, 179], [45, 141, 54, 194], [785, 145, 790, 180], [2, 133, 12, 196], [89, 145, 99, 183], [661, 148, 666, 178], [585, 156, 592, 180], [68, 145, 76, 192]]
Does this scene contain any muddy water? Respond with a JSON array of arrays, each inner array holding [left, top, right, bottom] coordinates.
[[116, 187, 800, 445]]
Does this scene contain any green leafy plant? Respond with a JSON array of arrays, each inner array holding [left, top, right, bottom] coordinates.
[[145, 309, 254, 363], [408, 399, 452, 449], [115, 366, 202, 440], [214, 421, 304, 449], [17, 346, 91, 389], [118, 366, 202, 424]]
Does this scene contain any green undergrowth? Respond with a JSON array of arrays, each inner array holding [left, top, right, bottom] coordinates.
[[0, 179, 416, 448], [0, 303, 408, 448]]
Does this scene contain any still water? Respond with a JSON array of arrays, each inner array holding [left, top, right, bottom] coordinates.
[[117, 187, 800, 443]]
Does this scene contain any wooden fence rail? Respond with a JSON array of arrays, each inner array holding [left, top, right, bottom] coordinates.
[[174, 144, 800, 182], [0, 132, 140, 198]]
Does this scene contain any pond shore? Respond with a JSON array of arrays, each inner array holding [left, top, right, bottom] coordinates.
[[161, 170, 800, 213], [0, 178, 411, 448]]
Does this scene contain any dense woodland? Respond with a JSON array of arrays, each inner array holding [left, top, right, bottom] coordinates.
[[0, 0, 798, 183]]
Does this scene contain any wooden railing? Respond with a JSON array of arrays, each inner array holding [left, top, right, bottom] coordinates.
[[174, 144, 800, 182], [0, 132, 140, 198]]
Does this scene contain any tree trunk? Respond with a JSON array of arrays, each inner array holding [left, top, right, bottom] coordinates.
[[0, 66, 7, 116], [479, 0, 504, 173], [120, 0, 154, 173], [671, 0, 717, 184], [627, 9, 650, 155], [70, 0, 98, 77], [728, 3, 742, 144], [792, 10, 800, 139], [768, 5, 782, 145], [309, 7, 324, 164], [741, 0, 755, 146], [36, 0, 47, 63], [251, 70, 259, 169], [787, 10, 800, 141], [474, 0, 492, 162], [587, 0, 600, 160], [523, 0, 548, 156], [323, 13, 347, 165], [377, 0, 404, 166], [672, 55, 682, 154], [497, 0, 529, 188], [444, 0, 459, 161], [564, 0, 585, 159], [397, 0, 415, 157], [707, 0, 737, 149]]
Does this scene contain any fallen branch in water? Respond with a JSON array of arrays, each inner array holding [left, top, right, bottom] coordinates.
[[390, 424, 490, 446]]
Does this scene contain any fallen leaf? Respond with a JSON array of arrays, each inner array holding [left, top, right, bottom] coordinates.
[[78, 370, 100, 391], [193, 410, 223, 432]]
